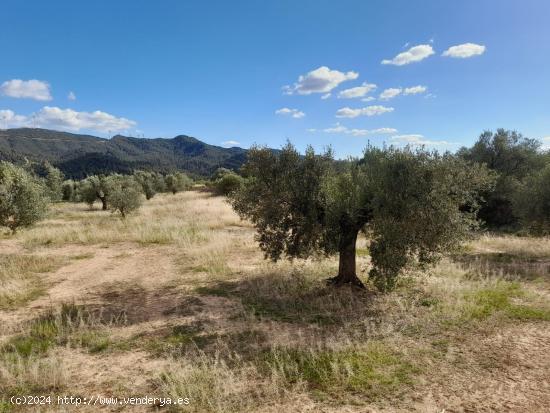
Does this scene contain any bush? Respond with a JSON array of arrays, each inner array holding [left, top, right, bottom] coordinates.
[[513, 164, 550, 233], [0, 162, 49, 233], [214, 172, 244, 196]]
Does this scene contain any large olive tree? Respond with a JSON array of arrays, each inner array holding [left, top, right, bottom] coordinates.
[[231, 144, 493, 291], [0, 162, 49, 233]]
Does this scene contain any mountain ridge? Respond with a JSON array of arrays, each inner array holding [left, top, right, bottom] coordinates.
[[0, 128, 248, 178]]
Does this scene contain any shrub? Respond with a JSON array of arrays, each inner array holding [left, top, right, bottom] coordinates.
[[214, 172, 244, 196]]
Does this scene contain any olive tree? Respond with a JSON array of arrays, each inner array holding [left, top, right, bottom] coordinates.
[[78, 175, 113, 209], [214, 172, 244, 196], [231, 144, 493, 291], [134, 171, 157, 200], [0, 161, 49, 233], [108, 176, 143, 218], [44, 164, 64, 202], [165, 172, 192, 194]]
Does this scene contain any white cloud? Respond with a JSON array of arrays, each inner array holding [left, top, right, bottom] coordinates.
[[0, 79, 52, 101], [322, 123, 397, 136], [275, 107, 305, 119], [390, 134, 450, 146], [283, 66, 359, 95], [442, 43, 486, 58], [222, 140, 240, 147], [403, 85, 427, 95], [321, 93, 331, 100], [0, 109, 27, 128], [361, 96, 375, 102], [0, 106, 136, 132], [381, 44, 435, 66], [379, 88, 402, 100], [541, 137, 550, 150], [67, 91, 76, 101], [336, 105, 394, 118], [338, 82, 377, 99]]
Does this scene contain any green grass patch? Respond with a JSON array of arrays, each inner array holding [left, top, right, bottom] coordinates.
[[464, 281, 550, 321], [258, 342, 418, 400]]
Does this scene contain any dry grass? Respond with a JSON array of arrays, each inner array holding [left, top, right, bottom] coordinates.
[[1, 192, 549, 412], [0, 255, 65, 310]]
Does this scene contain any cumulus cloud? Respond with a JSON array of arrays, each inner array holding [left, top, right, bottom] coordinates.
[[0, 106, 136, 132], [336, 105, 394, 118], [381, 44, 435, 66], [222, 140, 240, 147], [338, 82, 377, 99], [361, 96, 375, 102], [275, 107, 305, 119], [390, 134, 450, 146], [403, 85, 427, 95], [321, 93, 331, 100], [0, 109, 27, 128], [379, 88, 402, 100], [283, 66, 358, 95], [321, 123, 397, 137], [442, 43, 486, 58], [0, 79, 52, 101], [67, 91, 76, 101]]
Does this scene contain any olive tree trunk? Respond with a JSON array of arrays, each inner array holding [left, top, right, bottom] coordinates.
[[327, 228, 365, 288], [100, 196, 108, 210]]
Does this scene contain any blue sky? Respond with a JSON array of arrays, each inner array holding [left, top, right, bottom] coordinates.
[[1, 0, 549, 157]]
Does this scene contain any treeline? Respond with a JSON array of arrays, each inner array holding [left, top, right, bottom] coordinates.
[[457, 129, 550, 233], [0, 161, 195, 233]]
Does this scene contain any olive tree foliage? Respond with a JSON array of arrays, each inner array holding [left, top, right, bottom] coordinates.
[[62, 180, 77, 202], [165, 172, 193, 194], [231, 144, 494, 291], [78, 175, 113, 209], [513, 164, 550, 234], [108, 175, 143, 218], [0, 161, 49, 234], [457, 129, 544, 229], [134, 170, 158, 200]]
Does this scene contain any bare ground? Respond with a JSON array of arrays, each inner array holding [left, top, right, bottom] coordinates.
[[1, 192, 549, 412]]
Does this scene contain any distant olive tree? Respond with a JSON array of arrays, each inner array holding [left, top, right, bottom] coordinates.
[[231, 144, 493, 291], [0, 161, 49, 234], [62, 179, 77, 202], [108, 176, 143, 218], [165, 172, 192, 194], [134, 171, 157, 200], [44, 163, 64, 202], [513, 164, 550, 234], [214, 172, 244, 196], [78, 175, 113, 210]]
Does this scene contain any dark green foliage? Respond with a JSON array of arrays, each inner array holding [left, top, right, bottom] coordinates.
[[0, 162, 49, 233], [231, 143, 493, 291], [108, 176, 143, 218], [165, 172, 193, 194], [513, 164, 550, 233], [458, 129, 544, 229], [213, 172, 244, 196], [0, 128, 247, 178]]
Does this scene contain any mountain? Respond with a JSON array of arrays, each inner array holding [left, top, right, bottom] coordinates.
[[0, 128, 248, 178]]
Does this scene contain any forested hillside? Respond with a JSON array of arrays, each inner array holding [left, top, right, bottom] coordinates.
[[0, 128, 247, 178]]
